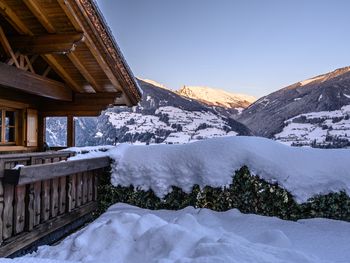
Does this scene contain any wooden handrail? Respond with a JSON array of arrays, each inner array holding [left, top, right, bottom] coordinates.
[[3, 156, 110, 185], [0, 151, 74, 177]]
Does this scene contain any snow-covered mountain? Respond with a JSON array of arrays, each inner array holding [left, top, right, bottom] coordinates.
[[177, 86, 256, 116], [238, 66, 350, 147], [56, 79, 252, 147]]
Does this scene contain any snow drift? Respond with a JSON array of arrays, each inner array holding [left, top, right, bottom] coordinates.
[[22, 203, 350, 263]]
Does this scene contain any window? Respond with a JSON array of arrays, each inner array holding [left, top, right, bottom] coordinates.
[[45, 117, 67, 147], [0, 109, 17, 145]]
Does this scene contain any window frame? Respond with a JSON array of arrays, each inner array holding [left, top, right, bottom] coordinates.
[[0, 108, 18, 146]]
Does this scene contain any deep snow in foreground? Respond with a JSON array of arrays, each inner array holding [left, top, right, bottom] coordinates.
[[68, 136, 350, 203], [3, 203, 347, 263]]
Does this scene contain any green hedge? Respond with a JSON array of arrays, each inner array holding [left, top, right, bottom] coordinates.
[[97, 166, 350, 221]]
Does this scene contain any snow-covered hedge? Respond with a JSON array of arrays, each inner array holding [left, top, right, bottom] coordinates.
[[97, 166, 350, 221], [68, 137, 350, 221]]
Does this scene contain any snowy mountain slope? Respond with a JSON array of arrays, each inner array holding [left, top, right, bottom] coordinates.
[[238, 66, 350, 138], [275, 105, 350, 148], [137, 78, 169, 90], [178, 85, 256, 114], [70, 79, 252, 146]]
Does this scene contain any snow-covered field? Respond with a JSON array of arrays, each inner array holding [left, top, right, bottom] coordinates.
[[275, 105, 350, 147], [68, 136, 350, 203], [4, 203, 349, 263]]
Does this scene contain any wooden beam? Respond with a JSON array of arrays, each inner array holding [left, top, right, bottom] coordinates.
[[68, 52, 102, 92], [0, 1, 32, 35], [67, 115, 75, 147], [43, 54, 84, 92], [24, 55, 35, 73], [39, 92, 125, 116], [42, 66, 51, 77], [23, 0, 56, 33], [9, 33, 85, 55], [4, 157, 110, 185], [0, 62, 72, 101]]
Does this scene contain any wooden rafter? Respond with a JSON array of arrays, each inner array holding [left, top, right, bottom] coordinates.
[[0, 1, 32, 35], [0, 3, 86, 93], [0, 2, 96, 93], [43, 54, 84, 93], [57, 0, 121, 92], [9, 33, 85, 55], [3, 0, 97, 94], [0, 25, 19, 67], [23, 0, 56, 33], [68, 52, 102, 92]]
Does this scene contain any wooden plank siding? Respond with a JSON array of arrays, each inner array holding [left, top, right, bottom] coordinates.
[[0, 153, 109, 256]]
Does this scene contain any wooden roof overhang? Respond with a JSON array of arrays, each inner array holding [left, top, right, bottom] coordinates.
[[0, 0, 142, 116]]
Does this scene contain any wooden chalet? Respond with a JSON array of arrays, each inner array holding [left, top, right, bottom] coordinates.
[[0, 0, 142, 257]]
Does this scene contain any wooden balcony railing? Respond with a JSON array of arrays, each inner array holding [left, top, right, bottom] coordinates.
[[0, 151, 110, 257]]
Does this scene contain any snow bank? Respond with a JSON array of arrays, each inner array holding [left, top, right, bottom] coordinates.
[[107, 136, 350, 203], [21, 203, 350, 263]]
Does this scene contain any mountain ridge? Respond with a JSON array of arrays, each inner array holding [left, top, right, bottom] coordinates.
[[238, 66, 350, 140]]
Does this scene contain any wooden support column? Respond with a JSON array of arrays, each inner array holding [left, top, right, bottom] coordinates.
[[67, 115, 75, 147], [38, 114, 45, 152]]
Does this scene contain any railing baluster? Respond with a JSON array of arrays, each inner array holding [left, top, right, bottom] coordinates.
[[40, 180, 50, 223], [50, 178, 59, 218], [13, 185, 26, 235], [26, 184, 35, 231], [87, 171, 93, 202], [76, 173, 82, 207], [3, 183, 14, 240], [33, 182, 41, 226], [59, 176, 66, 215], [82, 172, 88, 205]]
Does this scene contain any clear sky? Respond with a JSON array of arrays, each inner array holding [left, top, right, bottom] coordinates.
[[96, 0, 350, 98]]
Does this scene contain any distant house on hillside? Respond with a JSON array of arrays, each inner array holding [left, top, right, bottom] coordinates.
[[0, 0, 141, 256]]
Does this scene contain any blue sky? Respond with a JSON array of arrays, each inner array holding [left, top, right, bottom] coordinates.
[[96, 0, 350, 98]]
